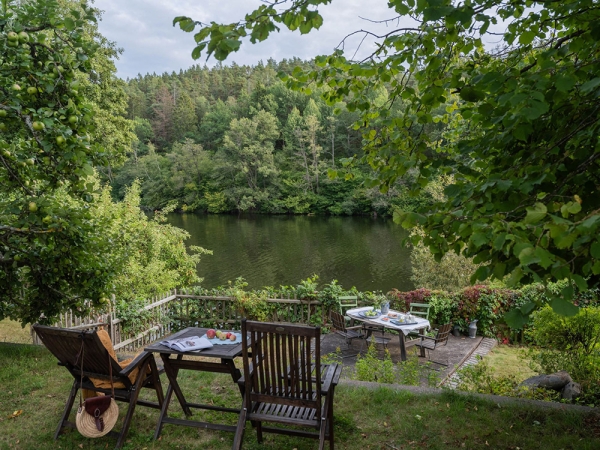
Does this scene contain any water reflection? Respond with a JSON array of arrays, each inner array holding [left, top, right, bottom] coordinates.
[[167, 213, 414, 293]]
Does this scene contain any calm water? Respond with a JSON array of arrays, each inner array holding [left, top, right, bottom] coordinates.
[[167, 214, 414, 293]]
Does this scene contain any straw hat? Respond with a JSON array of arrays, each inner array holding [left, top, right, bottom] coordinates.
[[75, 398, 119, 438]]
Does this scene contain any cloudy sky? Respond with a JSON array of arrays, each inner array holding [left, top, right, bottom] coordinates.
[[91, 0, 412, 79]]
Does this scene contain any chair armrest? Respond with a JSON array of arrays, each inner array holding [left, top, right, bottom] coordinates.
[[321, 363, 341, 394], [418, 335, 437, 343], [118, 351, 153, 376], [346, 325, 363, 332]]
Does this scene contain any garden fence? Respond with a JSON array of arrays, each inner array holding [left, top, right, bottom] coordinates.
[[30, 289, 322, 352]]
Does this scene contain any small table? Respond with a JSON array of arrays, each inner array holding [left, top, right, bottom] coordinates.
[[346, 307, 430, 361], [144, 327, 244, 439]]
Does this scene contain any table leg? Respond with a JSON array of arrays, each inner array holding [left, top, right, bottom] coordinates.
[[162, 354, 193, 416], [398, 332, 407, 362]]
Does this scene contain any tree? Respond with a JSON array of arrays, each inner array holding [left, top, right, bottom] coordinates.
[[0, 0, 118, 324], [175, 0, 600, 324]]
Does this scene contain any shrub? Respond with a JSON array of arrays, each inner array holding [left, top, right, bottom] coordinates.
[[526, 305, 600, 393], [427, 291, 456, 325], [354, 342, 395, 384], [455, 358, 560, 402]]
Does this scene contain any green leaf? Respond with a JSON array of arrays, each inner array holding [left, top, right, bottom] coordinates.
[[64, 18, 75, 31], [591, 241, 600, 259], [549, 296, 579, 317], [580, 78, 600, 93], [524, 202, 547, 224], [555, 76, 575, 93], [470, 232, 488, 248], [518, 247, 539, 266], [504, 308, 529, 330], [520, 302, 536, 315], [519, 30, 536, 45]]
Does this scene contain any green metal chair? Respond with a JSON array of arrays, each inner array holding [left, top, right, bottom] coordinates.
[[338, 295, 359, 325], [409, 302, 431, 320], [407, 302, 431, 340]]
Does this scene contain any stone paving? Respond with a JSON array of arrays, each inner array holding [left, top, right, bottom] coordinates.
[[320, 329, 496, 387]]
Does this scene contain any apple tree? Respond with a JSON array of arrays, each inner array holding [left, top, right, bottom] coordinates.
[[0, 0, 119, 324], [175, 0, 600, 325]]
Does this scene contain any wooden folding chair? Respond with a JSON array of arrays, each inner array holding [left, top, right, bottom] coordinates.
[[233, 320, 341, 450], [329, 310, 364, 357], [414, 323, 453, 368], [33, 324, 164, 449]]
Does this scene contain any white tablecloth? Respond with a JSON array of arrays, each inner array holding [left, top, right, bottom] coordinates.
[[346, 307, 430, 336]]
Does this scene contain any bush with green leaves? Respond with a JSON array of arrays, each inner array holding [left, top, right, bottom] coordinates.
[[456, 358, 560, 402], [526, 306, 600, 397], [354, 342, 395, 384]]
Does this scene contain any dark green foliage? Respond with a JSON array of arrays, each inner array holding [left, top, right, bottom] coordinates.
[[526, 305, 600, 404], [112, 61, 426, 216]]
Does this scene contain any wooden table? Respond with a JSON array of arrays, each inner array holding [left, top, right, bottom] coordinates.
[[346, 307, 430, 361], [144, 327, 244, 439]]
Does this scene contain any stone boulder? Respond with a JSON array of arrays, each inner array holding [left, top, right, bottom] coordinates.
[[520, 371, 572, 390], [561, 381, 582, 401]]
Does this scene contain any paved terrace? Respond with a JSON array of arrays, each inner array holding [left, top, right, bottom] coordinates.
[[320, 330, 496, 386]]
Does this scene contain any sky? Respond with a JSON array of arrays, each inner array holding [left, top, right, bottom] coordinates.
[[91, 0, 413, 80]]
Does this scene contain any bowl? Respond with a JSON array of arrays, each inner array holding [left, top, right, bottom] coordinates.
[[387, 312, 398, 318]]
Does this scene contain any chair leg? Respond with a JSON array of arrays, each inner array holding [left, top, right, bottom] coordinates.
[[149, 358, 165, 407], [116, 363, 148, 449], [55, 380, 78, 439], [232, 398, 247, 450], [328, 390, 335, 450], [256, 420, 263, 443]]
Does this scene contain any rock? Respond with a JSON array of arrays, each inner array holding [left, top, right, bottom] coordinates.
[[520, 371, 573, 391], [561, 381, 582, 401]]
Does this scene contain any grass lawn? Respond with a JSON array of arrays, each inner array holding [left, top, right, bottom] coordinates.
[[0, 320, 32, 344], [1, 343, 599, 450], [483, 344, 537, 381]]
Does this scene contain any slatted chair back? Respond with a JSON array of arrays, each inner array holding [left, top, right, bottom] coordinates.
[[434, 323, 453, 346], [338, 295, 358, 315], [409, 302, 431, 320], [329, 309, 346, 332], [241, 320, 322, 420], [34, 325, 128, 387]]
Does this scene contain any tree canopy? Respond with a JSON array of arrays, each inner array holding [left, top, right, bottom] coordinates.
[[0, 0, 200, 324], [175, 0, 600, 325]]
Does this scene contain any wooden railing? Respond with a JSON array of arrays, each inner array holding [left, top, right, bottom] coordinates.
[[31, 290, 324, 353]]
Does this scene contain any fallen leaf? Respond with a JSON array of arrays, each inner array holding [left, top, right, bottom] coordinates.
[[446, 403, 450, 408], [361, 433, 367, 438], [485, 441, 489, 446], [47, 394, 55, 398], [10, 410, 23, 419], [474, 405, 478, 411], [384, 421, 388, 427], [79, 444, 83, 449], [16, 440, 20, 444]]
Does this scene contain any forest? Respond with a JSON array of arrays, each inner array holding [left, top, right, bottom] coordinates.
[[110, 60, 436, 216]]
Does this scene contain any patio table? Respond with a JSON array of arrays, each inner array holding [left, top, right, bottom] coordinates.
[[346, 307, 430, 361], [144, 327, 244, 439]]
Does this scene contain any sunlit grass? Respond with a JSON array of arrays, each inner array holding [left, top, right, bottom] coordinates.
[[0, 319, 32, 344], [1, 343, 599, 450], [484, 344, 537, 381]]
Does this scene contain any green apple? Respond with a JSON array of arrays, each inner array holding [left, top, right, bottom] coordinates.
[[2, 149, 10, 157], [32, 121, 45, 131], [68, 115, 78, 125], [27, 86, 37, 95], [0, 110, 7, 118], [18, 31, 29, 43], [26, 158, 35, 166], [56, 136, 66, 145], [7, 40, 18, 48], [7, 31, 18, 41], [0, 123, 6, 132], [28, 202, 37, 212], [11, 83, 21, 91]]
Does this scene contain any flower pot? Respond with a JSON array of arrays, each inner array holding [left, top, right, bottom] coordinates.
[[452, 325, 461, 337], [380, 301, 389, 315]]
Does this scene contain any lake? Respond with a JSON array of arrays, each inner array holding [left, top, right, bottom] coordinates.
[[167, 213, 414, 293]]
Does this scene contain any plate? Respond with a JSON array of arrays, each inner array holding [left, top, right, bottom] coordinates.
[[390, 319, 418, 326], [359, 310, 380, 319]]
